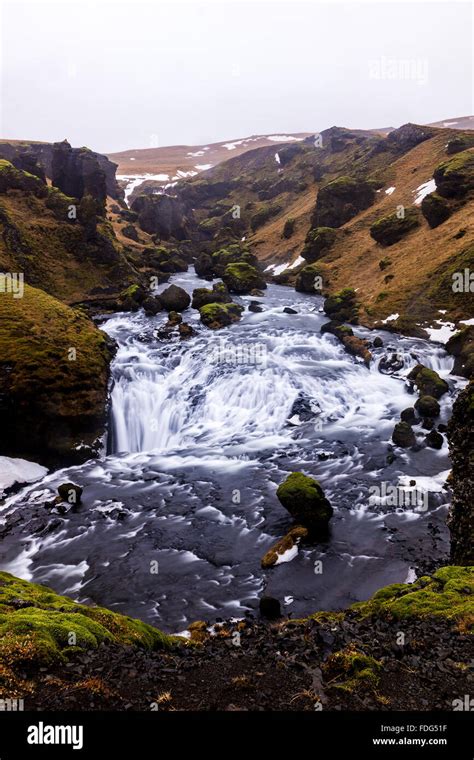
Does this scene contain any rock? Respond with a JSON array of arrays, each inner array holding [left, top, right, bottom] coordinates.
[[222, 262, 266, 294], [58, 483, 83, 504], [421, 193, 451, 229], [373, 337, 384, 348], [131, 193, 188, 239], [289, 394, 321, 422], [312, 177, 375, 228], [341, 335, 372, 367], [142, 296, 163, 316], [119, 284, 147, 312], [261, 526, 308, 568], [199, 302, 244, 329], [295, 264, 324, 293], [249, 288, 265, 296], [259, 596, 281, 620], [121, 224, 139, 241], [248, 301, 263, 313], [415, 395, 440, 418], [445, 327, 474, 379], [191, 282, 231, 310], [370, 209, 420, 246], [211, 246, 258, 277], [392, 422, 416, 448], [378, 353, 404, 374], [323, 288, 358, 324], [302, 227, 337, 263], [194, 253, 214, 278], [159, 285, 191, 312], [0, 159, 47, 196], [425, 430, 444, 449], [385, 123, 434, 153], [434, 150, 474, 199], [178, 323, 195, 340], [51, 140, 107, 210], [167, 311, 182, 327], [408, 364, 449, 398], [447, 381, 474, 564], [283, 307, 297, 314], [276, 472, 333, 534], [401, 407, 418, 425], [188, 621, 208, 643]]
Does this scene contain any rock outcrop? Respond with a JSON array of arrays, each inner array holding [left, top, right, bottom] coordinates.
[[312, 176, 375, 228], [447, 381, 474, 564]]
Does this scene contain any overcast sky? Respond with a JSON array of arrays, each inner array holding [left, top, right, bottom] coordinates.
[[1, 0, 472, 153]]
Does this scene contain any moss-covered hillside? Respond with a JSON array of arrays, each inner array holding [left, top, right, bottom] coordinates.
[[0, 283, 115, 462]]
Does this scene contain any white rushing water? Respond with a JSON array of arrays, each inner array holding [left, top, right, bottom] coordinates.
[[0, 272, 465, 631]]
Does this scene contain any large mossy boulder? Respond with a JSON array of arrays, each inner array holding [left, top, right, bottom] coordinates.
[[408, 364, 449, 398], [445, 326, 474, 379], [392, 421, 416, 448], [191, 282, 231, 310], [447, 381, 474, 564], [414, 395, 440, 418], [0, 284, 115, 463], [312, 176, 375, 228], [323, 288, 359, 324], [276, 472, 333, 535], [159, 284, 191, 312], [434, 150, 474, 199], [446, 135, 474, 155], [222, 262, 266, 294], [0, 572, 175, 689], [421, 193, 451, 228], [211, 246, 258, 277], [199, 302, 244, 329], [0, 159, 47, 196], [370, 208, 420, 246], [295, 263, 323, 293], [302, 227, 337, 263], [143, 247, 188, 274]]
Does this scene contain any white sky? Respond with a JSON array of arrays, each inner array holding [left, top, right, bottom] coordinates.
[[0, 0, 472, 153]]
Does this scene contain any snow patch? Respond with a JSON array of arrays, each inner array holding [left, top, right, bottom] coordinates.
[[381, 313, 399, 324], [385, 186, 396, 195], [0, 457, 48, 496], [413, 178, 436, 205], [274, 544, 299, 565], [266, 135, 304, 142], [194, 163, 213, 170]]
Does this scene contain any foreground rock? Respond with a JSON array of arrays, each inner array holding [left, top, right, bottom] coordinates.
[[261, 526, 308, 568], [191, 282, 231, 310], [447, 381, 474, 564], [445, 326, 474, 379], [392, 421, 416, 448], [276, 472, 333, 535], [222, 262, 266, 294], [199, 302, 244, 329], [408, 364, 449, 398], [0, 284, 115, 465], [321, 321, 372, 367]]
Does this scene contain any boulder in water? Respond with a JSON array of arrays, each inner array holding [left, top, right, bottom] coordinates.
[[259, 596, 281, 620], [261, 526, 308, 569], [392, 422, 416, 448], [425, 430, 444, 449], [199, 302, 244, 329], [159, 284, 191, 312], [57, 482, 83, 504], [191, 282, 231, 310], [222, 262, 266, 294], [415, 395, 441, 418], [276, 472, 333, 534], [408, 364, 449, 398], [401, 407, 418, 425], [194, 252, 213, 278]]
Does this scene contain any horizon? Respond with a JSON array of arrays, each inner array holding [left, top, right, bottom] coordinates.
[[1, 0, 472, 153]]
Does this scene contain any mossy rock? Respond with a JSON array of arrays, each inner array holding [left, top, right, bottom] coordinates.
[[211, 246, 257, 277], [295, 263, 323, 293], [191, 282, 231, 310], [434, 150, 474, 198], [282, 218, 295, 239], [159, 284, 191, 312], [0, 283, 115, 461], [323, 287, 359, 324], [250, 204, 282, 232], [421, 192, 451, 229], [312, 176, 375, 228], [0, 159, 47, 197], [392, 421, 416, 448], [351, 566, 474, 624], [408, 364, 449, 398], [446, 134, 474, 155], [276, 472, 333, 534], [414, 395, 440, 417], [302, 227, 337, 263], [199, 302, 244, 329], [445, 326, 474, 379], [322, 644, 381, 693], [0, 572, 177, 680], [198, 216, 221, 238], [222, 262, 266, 294], [194, 252, 213, 278], [370, 208, 420, 246]]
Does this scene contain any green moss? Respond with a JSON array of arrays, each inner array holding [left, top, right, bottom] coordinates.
[[323, 287, 359, 324], [408, 364, 449, 398], [222, 262, 266, 294], [199, 301, 244, 329], [370, 208, 420, 246], [322, 645, 381, 693], [0, 572, 177, 674], [351, 566, 474, 624], [250, 204, 282, 232], [302, 226, 337, 262]]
